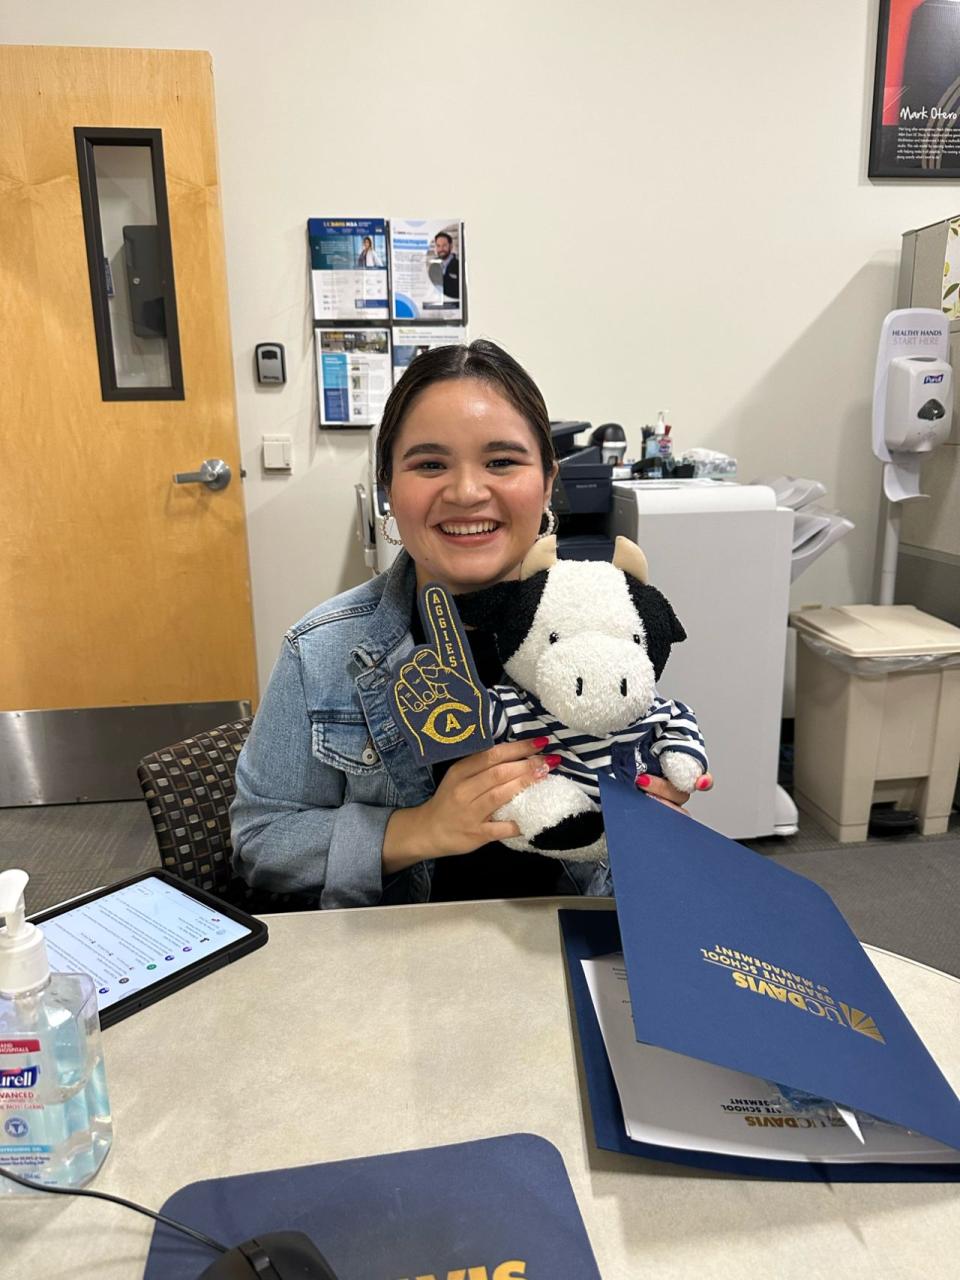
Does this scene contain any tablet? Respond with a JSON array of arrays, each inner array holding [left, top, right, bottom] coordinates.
[[30, 870, 268, 1028]]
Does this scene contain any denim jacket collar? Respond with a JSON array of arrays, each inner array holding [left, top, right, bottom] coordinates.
[[350, 551, 418, 678]]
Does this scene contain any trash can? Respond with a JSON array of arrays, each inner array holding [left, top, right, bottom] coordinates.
[[789, 605, 960, 842]]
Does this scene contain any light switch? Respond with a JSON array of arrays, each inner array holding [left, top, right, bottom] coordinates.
[[262, 435, 292, 471]]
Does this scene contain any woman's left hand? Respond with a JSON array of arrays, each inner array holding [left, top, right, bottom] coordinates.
[[636, 771, 714, 810]]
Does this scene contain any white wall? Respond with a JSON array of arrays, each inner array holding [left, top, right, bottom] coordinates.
[[5, 1, 960, 696]]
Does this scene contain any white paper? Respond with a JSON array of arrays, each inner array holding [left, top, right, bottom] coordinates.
[[836, 1104, 865, 1144], [582, 952, 960, 1164], [792, 510, 831, 552], [315, 329, 391, 427]]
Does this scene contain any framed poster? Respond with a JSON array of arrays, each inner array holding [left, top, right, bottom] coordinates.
[[870, 0, 960, 177]]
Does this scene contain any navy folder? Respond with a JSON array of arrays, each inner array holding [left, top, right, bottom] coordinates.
[[144, 1133, 601, 1279], [559, 774, 960, 1180]]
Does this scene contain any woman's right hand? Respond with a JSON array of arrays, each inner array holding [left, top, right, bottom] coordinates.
[[382, 738, 556, 872]]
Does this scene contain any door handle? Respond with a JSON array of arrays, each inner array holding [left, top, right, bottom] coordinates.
[[173, 458, 232, 491], [354, 483, 373, 548]]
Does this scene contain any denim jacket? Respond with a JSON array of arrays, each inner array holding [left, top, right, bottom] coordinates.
[[230, 552, 613, 909]]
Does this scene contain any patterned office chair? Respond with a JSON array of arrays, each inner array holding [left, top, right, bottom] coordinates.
[[137, 718, 318, 912]]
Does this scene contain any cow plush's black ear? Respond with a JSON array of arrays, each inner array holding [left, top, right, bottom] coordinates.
[[627, 580, 686, 680], [455, 574, 547, 664], [454, 580, 523, 630]]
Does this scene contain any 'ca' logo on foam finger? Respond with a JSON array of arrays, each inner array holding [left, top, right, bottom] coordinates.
[[389, 585, 493, 763]]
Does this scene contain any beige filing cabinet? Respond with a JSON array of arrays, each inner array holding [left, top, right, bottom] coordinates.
[[790, 605, 960, 842], [896, 218, 960, 624]]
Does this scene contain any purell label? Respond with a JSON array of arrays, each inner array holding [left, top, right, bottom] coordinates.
[[0, 1065, 39, 1089], [0, 1039, 41, 1054]]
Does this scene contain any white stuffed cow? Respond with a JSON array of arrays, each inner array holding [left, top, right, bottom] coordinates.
[[456, 536, 710, 861]]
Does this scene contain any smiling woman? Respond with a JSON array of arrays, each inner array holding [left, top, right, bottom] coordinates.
[[229, 341, 690, 909]]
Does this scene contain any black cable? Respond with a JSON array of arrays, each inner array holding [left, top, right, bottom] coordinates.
[[0, 1164, 228, 1254]]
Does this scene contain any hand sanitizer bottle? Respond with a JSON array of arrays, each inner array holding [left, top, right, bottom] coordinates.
[[0, 870, 112, 1194]]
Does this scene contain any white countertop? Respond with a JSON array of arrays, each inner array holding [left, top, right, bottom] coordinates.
[[4, 898, 959, 1279]]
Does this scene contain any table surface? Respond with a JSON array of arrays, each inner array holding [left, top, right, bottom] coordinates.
[[4, 897, 960, 1280]]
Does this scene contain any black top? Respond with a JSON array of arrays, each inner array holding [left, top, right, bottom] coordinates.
[[409, 610, 571, 903]]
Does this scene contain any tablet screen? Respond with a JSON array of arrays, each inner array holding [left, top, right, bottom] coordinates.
[[41, 874, 255, 1016]]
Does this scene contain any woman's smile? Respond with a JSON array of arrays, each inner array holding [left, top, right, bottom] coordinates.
[[433, 518, 502, 540]]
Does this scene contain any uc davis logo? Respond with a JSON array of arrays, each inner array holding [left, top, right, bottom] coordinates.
[[0, 1065, 39, 1088], [705, 946, 887, 1046], [726, 971, 886, 1043], [839, 1003, 885, 1042]]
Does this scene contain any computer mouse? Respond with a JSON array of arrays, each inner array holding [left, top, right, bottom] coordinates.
[[199, 1230, 339, 1279]]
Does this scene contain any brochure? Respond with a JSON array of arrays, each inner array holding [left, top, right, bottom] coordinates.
[[392, 325, 466, 383], [308, 218, 389, 323], [390, 219, 465, 322], [315, 328, 391, 427]]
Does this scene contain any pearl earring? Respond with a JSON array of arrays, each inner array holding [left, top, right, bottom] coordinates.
[[538, 509, 558, 539], [379, 514, 403, 546]]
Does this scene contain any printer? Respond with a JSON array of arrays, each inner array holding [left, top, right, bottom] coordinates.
[[610, 476, 853, 842], [549, 421, 618, 561]]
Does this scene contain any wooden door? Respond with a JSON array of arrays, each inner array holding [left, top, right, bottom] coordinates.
[[0, 46, 257, 802]]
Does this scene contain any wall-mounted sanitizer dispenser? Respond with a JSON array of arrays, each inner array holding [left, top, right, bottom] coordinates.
[[873, 309, 953, 481], [872, 308, 954, 603], [884, 355, 952, 452]]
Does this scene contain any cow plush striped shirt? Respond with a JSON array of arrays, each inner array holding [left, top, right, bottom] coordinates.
[[487, 684, 708, 801]]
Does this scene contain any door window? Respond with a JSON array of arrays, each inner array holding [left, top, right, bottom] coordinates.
[[75, 127, 184, 400]]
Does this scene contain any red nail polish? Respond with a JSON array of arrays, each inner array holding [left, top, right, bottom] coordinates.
[[544, 754, 562, 769], [636, 773, 650, 789], [532, 736, 550, 748]]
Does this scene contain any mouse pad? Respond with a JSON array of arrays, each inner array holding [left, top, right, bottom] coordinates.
[[143, 1132, 601, 1279]]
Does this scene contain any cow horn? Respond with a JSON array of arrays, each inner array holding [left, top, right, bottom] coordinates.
[[520, 534, 558, 579], [612, 536, 649, 583]]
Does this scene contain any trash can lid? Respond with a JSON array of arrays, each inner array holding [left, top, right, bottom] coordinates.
[[789, 604, 960, 657]]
